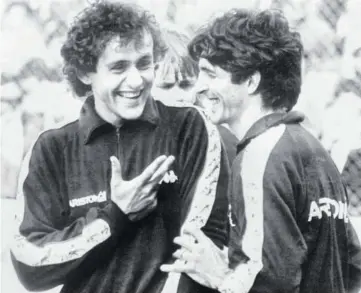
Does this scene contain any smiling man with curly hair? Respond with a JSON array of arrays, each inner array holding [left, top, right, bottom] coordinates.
[[10, 2, 231, 293], [161, 8, 361, 293]]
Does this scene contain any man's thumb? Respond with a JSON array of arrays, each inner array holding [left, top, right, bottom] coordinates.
[[110, 156, 122, 179]]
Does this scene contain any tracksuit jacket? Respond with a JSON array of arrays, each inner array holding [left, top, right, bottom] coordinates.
[[221, 111, 361, 293], [11, 96, 230, 293]]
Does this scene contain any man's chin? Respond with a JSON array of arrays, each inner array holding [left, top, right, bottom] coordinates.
[[115, 105, 145, 121]]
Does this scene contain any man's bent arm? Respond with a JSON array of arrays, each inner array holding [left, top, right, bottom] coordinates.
[[11, 134, 130, 291], [162, 107, 230, 293], [219, 125, 304, 293]]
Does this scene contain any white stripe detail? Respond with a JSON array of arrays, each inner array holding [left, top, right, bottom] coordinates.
[[219, 124, 286, 293], [161, 104, 222, 293], [11, 117, 112, 266], [11, 219, 111, 266]]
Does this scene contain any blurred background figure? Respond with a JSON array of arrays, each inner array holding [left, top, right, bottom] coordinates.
[[336, 0, 361, 217], [343, 148, 361, 217], [151, 21, 239, 162], [1, 0, 360, 292], [152, 23, 199, 105]]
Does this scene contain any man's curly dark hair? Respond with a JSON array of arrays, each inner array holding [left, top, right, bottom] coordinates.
[[61, 1, 168, 97], [188, 9, 304, 111]]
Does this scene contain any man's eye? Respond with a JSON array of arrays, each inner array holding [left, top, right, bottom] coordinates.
[[205, 72, 216, 79], [179, 80, 194, 90], [200, 68, 216, 78], [112, 66, 127, 73], [137, 60, 153, 70]]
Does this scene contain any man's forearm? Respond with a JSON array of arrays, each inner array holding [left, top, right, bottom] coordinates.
[[11, 202, 129, 291]]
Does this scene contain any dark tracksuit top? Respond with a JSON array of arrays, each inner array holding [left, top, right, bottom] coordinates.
[[220, 111, 361, 293], [11, 96, 230, 293], [217, 125, 238, 165]]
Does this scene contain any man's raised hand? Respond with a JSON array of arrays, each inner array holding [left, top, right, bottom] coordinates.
[[110, 155, 175, 221]]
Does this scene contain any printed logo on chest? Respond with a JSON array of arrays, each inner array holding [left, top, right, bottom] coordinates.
[[159, 170, 178, 184], [69, 191, 107, 208]]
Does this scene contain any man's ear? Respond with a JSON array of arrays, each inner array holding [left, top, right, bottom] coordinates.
[[247, 71, 261, 95], [77, 70, 92, 85]]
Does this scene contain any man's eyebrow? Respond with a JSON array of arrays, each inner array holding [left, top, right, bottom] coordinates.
[[107, 60, 129, 69], [137, 54, 153, 62], [199, 64, 215, 74]]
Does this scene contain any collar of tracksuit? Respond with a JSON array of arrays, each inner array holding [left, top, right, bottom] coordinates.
[[79, 95, 161, 144], [237, 111, 305, 153]]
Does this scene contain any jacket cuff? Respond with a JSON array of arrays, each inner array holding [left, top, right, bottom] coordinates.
[[98, 202, 131, 236]]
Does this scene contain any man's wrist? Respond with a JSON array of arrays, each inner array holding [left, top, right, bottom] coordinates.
[[98, 202, 131, 236], [111, 197, 130, 215]]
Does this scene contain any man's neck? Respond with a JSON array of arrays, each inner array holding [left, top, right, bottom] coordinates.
[[94, 99, 123, 128], [228, 105, 275, 141]]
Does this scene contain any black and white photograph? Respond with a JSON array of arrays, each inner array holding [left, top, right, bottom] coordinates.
[[1, 0, 361, 292]]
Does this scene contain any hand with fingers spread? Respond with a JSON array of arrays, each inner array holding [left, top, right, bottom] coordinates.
[[160, 227, 230, 290], [110, 155, 175, 221]]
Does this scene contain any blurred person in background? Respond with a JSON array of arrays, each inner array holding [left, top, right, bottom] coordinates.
[[161, 8, 361, 293], [152, 23, 199, 105], [152, 23, 238, 163], [10, 1, 231, 293], [334, 0, 361, 218], [343, 148, 361, 217]]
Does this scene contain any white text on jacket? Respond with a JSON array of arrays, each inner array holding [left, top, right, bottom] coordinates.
[[69, 191, 107, 207], [308, 197, 349, 222]]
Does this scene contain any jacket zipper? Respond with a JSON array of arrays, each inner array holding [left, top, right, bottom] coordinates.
[[116, 127, 120, 160]]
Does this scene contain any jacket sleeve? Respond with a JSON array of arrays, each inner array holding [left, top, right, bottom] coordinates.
[[219, 125, 307, 293], [177, 108, 229, 248], [346, 220, 361, 293], [10, 133, 131, 291], [161, 107, 230, 293], [220, 124, 359, 293]]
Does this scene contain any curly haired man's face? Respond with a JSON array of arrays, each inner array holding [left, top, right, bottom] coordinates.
[[87, 31, 155, 124], [195, 58, 248, 125]]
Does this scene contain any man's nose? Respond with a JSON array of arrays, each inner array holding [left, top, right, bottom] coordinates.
[[195, 75, 209, 93], [194, 81, 209, 105], [195, 82, 209, 95], [125, 67, 143, 89]]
